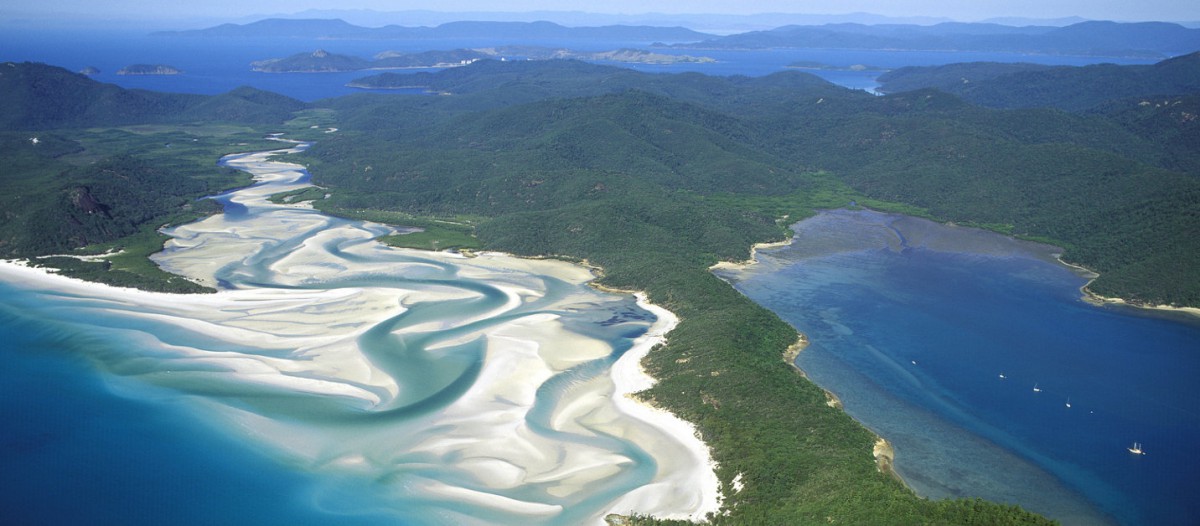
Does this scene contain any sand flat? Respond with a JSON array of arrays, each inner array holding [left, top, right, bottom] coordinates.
[[0, 144, 720, 524]]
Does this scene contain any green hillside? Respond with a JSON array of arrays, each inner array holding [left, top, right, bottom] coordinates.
[[5, 57, 1200, 524], [0, 62, 305, 129], [0, 63, 310, 289], [877, 52, 1200, 111], [302, 64, 1086, 524], [311, 61, 1200, 308]]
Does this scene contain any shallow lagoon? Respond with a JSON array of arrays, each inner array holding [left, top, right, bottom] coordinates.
[[714, 209, 1200, 526], [0, 144, 717, 525]]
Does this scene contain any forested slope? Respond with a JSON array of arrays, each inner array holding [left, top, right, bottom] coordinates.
[[0, 63, 307, 289], [877, 51, 1200, 111], [299, 59, 1196, 521], [0, 62, 305, 129], [312, 60, 1200, 307], [4, 57, 1198, 523]]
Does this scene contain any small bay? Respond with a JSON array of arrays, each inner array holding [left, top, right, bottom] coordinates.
[[714, 209, 1200, 526]]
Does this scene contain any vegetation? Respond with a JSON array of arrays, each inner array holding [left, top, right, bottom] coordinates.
[[296, 58, 1199, 522], [379, 224, 481, 251], [0, 126, 280, 289], [308, 58, 1200, 308], [0, 64, 316, 288], [877, 52, 1200, 111], [300, 63, 1145, 523], [251, 49, 372, 72], [8, 56, 1200, 523], [0, 62, 306, 130]]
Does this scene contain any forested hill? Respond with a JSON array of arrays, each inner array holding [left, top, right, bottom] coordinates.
[[309, 59, 1200, 307], [877, 51, 1200, 110], [296, 58, 1198, 524], [337, 59, 855, 117], [0, 62, 305, 129], [0, 62, 307, 290]]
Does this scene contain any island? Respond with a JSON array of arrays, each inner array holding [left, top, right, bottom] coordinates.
[[116, 64, 182, 75], [251, 49, 369, 72], [669, 20, 1200, 58], [254, 47, 716, 73], [78, 66, 100, 75], [584, 48, 715, 64]]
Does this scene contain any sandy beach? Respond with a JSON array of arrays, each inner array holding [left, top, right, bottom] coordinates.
[[0, 144, 721, 525]]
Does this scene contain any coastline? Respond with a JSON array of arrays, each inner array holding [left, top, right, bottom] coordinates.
[[708, 235, 795, 272], [604, 291, 722, 522], [713, 209, 1151, 525], [1054, 255, 1200, 318], [576, 259, 725, 521], [0, 252, 724, 524], [710, 230, 907, 485], [0, 144, 724, 524]]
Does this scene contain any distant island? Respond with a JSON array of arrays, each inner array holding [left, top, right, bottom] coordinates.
[[874, 52, 1200, 110], [254, 47, 715, 73], [117, 64, 182, 75], [155, 18, 712, 43], [78, 66, 100, 76], [585, 48, 715, 64], [787, 61, 886, 71], [670, 20, 1200, 58], [251, 49, 370, 72]]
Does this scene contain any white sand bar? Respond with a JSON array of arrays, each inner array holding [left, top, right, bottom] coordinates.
[[0, 144, 719, 524]]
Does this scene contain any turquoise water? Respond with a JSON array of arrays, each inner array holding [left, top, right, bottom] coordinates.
[[0, 306, 404, 525], [0, 146, 711, 525], [714, 209, 1200, 525]]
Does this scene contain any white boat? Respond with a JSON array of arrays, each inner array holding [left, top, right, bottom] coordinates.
[[1128, 442, 1145, 455], [1065, 397, 1072, 408], [998, 373, 1006, 379], [1033, 383, 1041, 393]]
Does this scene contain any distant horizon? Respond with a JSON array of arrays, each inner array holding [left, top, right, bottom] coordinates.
[[3, 8, 1199, 34], [2, 1, 1199, 31]]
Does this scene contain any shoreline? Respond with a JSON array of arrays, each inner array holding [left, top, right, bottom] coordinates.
[[604, 291, 723, 522], [708, 234, 795, 272], [1054, 255, 1200, 318], [1, 143, 724, 524], [710, 226, 920, 493]]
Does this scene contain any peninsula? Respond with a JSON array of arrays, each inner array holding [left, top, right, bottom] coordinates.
[[254, 47, 714, 73]]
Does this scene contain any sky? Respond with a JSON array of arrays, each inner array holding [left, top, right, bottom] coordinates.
[[4, 0, 1198, 24]]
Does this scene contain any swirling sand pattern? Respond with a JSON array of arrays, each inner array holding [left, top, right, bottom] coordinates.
[[0, 144, 718, 525]]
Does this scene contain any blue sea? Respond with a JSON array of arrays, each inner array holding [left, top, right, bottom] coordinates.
[[0, 27, 1158, 100], [714, 210, 1200, 525]]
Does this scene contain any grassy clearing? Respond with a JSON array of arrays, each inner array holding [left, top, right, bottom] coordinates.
[[380, 225, 482, 251]]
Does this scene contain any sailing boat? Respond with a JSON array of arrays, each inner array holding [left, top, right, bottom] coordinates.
[[1065, 397, 1071, 408], [1033, 383, 1041, 393], [1128, 442, 1145, 455]]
